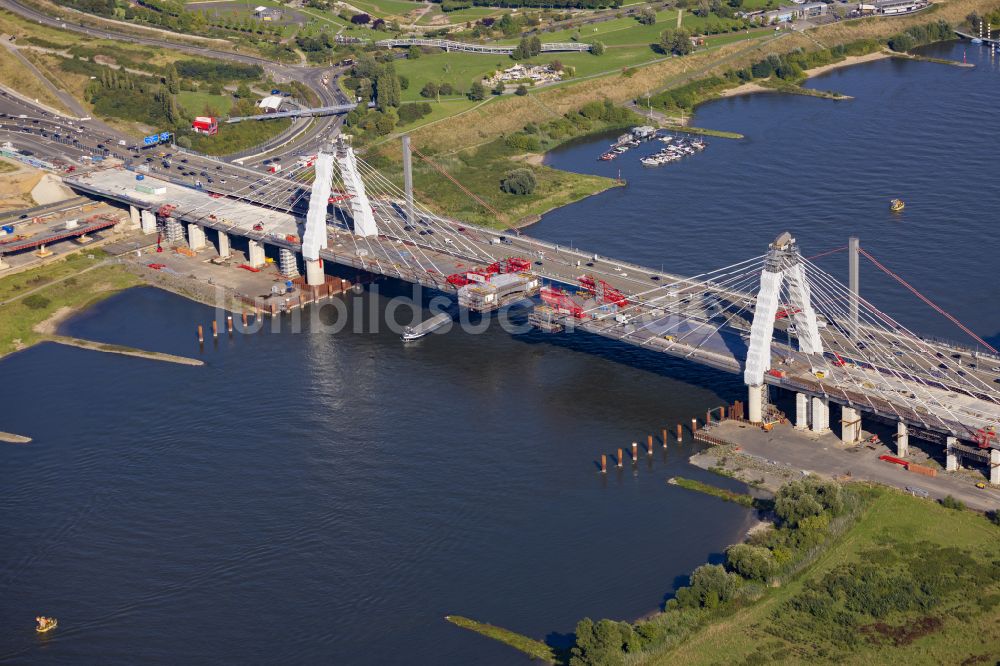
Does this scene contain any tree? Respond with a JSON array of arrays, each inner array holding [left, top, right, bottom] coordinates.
[[672, 564, 741, 609], [492, 81, 505, 95], [176, 135, 192, 148], [165, 64, 180, 95], [350, 12, 371, 24], [528, 35, 542, 56], [467, 80, 486, 101], [420, 81, 439, 99], [725, 543, 776, 582], [590, 40, 605, 56], [374, 64, 401, 110], [500, 168, 536, 195], [940, 495, 966, 510], [515, 84, 528, 96], [636, 6, 656, 24], [570, 618, 636, 666], [774, 478, 843, 527], [235, 82, 252, 99], [407, 45, 421, 59]]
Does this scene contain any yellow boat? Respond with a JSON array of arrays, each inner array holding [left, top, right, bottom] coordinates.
[[35, 617, 57, 633], [890, 198, 905, 212]]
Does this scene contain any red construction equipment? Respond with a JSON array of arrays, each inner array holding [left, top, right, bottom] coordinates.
[[540, 286, 586, 319], [447, 257, 531, 287], [972, 427, 997, 449], [879, 454, 908, 467], [238, 264, 261, 273], [157, 203, 177, 218], [577, 275, 628, 307], [775, 306, 801, 320]]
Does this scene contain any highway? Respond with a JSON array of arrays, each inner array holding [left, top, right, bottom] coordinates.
[[0, 0, 349, 163]]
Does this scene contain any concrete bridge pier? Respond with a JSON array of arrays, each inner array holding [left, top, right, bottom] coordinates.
[[0, 255, 7, 270], [305, 258, 324, 286], [810, 396, 829, 433], [217, 231, 231, 259], [990, 448, 999, 486], [129, 205, 141, 229], [840, 406, 860, 444], [140, 209, 156, 234], [794, 392, 809, 430], [946, 436, 958, 471], [164, 217, 184, 245], [248, 239, 265, 269], [895, 421, 909, 458], [747, 384, 764, 423], [188, 224, 206, 251]]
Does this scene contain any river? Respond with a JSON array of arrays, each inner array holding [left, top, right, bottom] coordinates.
[[0, 40, 996, 664]]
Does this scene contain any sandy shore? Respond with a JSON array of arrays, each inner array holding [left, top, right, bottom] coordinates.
[[32, 305, 77, 335], [803, 51, 891, 78], [717, 82, 770, 99]]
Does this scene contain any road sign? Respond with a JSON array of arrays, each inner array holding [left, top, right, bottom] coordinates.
[[159, 132, 172, 142], [143, 135, 158, 146]]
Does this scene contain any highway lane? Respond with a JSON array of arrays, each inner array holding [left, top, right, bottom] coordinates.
[[0, 0, 346, 161]]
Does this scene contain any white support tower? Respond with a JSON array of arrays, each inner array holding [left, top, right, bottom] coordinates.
[[744, 232, 825, 389], [332, 135, 378, 238], [278, 247, 299, 277], [303, 143, 335, 286]]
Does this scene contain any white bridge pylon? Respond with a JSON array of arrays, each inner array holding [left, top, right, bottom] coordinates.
[[744, 232, 824, 417], [302, 135, 378, 285]]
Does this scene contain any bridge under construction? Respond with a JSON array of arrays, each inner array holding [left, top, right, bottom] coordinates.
[[51, 134, 1000, 485]]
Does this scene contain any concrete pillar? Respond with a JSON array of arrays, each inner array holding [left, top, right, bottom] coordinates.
[[747, 384, 764, 424], [810, 396, 829, 433], [217, 231, 231, 258], [990, 448, 999, 486], [188, 224, 206, 251], [945, 436, 958, 471], [896, 421, 909, 458], [140, 209, 156, 234], [248, 239, 265, 269], [129, 204, 141, 229], [0, 254, 7, 270], [402, 134, 414, 226], [794, 392, 808, 430], [848, 236, 859, 338], [840, 405, 860, 444], [305, 258, 324, 286], [164, 217, 184, 245]]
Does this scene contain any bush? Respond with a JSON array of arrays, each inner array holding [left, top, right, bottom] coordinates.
[[940, 495, 965, 510], [570, 618, 636, 666], [515, 84, 528, 96], [590, 40, 605, 56], [397, 102, 432, 125], [499, 168, 536, 195], [350, 12, 371, 24], [774, 478, 843, 527], [22, 294, 50, 310], [988, 510, 1000, 526]]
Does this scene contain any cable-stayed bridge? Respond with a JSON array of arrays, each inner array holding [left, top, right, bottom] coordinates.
[[60, 135, 1000, 482]]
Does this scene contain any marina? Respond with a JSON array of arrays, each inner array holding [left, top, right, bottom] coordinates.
[[599, 127, 708, 167]]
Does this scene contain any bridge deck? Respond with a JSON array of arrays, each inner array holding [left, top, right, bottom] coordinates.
[[66, 167, 1000, 440]]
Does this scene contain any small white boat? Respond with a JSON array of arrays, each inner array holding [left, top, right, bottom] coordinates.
[[402, 311, 453, 341]]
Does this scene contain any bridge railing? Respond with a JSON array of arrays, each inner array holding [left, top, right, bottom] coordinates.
[[336, 35, 592, 53]]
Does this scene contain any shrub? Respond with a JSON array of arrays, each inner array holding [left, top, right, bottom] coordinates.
[[940, 495, 965, 510], [22, 294, 51, 310], [499, 168, 536, 195], [515, 84, 528, 96], [570, 618, 636, 666], [989, 510, 1000, 526], [350, 12, 371, 24]]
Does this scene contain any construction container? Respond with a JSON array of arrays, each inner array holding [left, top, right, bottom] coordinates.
[[907, 463, 937, 478]]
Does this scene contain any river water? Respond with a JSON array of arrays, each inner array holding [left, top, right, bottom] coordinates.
[[0, 41, 996, 664]]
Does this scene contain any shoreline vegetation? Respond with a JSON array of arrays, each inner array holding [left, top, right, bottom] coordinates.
[[451, 478, 1000, 665]]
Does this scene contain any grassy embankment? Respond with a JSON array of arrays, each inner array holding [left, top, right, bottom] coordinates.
[[451, 484, 1000, 664], [0, 250, 143, 357], [445, 616, 559, 663], [0, 9, 289, 151]]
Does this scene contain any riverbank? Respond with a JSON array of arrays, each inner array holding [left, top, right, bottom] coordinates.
[[0, 253, 144, 358], [0, 430, 32, 443]]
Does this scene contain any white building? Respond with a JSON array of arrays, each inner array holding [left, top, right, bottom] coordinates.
[[485, 64, 562, 87], [257, 95, 284, 113]]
